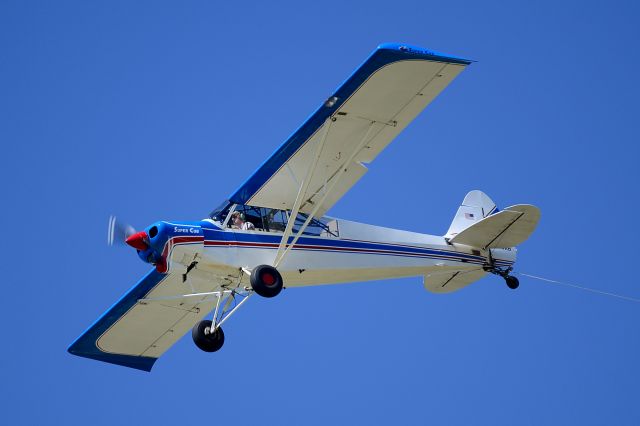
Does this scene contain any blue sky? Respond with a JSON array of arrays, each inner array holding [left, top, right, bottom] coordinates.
[[2, 0, 640, 424]]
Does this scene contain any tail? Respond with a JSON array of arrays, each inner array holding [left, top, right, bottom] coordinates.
[[445, 190, 540, 249], [446, 190, 499, 238]]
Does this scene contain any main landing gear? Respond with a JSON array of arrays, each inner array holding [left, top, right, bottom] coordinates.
[[191, 264, 284, 353], [192, 320, 225, 352], [250, 264, 283, 298]]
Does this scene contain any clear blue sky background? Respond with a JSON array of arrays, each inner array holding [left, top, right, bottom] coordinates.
[[2, 1, 639, 424]]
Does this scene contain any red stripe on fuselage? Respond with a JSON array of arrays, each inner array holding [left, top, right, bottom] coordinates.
[[202, 239, 513, 266]]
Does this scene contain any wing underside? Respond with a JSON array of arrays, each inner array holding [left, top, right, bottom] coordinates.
[[229, 44, 472, 217], [68, 268, 230, 371]]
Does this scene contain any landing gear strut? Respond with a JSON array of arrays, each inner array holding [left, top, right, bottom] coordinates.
[[189, 265, 283, 353]]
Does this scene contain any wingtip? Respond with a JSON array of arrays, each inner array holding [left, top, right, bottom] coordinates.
[[376, 42, 475, 64], [68, 333, 157, 372], [67, 345, 157, 372]]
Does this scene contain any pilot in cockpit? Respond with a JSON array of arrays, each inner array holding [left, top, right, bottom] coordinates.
[[231, 211, 255, 231]]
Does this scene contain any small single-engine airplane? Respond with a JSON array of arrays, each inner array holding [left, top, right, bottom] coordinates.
[[69, 43, 540, 372]]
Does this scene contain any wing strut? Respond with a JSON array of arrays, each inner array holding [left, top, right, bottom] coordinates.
[[273, 119, 378, 268], [273, 118, 333, 266]]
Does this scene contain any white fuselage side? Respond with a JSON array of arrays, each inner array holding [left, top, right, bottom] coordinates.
[[192, 217, 516, 288]]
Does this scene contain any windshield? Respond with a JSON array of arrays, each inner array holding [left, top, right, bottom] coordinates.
[[209, 201, 233, 224]]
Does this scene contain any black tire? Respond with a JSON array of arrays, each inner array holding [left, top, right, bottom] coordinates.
[[191, 320, 225, 352], [250, 265, 283, 298], [505, 275, 519, 290]]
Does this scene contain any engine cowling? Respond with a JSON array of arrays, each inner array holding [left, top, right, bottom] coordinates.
[[127, 221, 204, 273]]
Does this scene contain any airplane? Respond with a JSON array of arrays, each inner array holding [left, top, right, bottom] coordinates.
[[68, 43, 540, 372]]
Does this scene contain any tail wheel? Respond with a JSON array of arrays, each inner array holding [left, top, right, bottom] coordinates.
[[192, 320, 225, 352], [250, 265, 283, 298], [505, 275, 519, 290]]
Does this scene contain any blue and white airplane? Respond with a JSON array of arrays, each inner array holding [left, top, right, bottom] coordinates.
[[69, 43, 540, 372]]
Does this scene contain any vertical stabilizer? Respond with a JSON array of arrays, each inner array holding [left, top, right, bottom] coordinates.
[[446, 190, 498, 238]]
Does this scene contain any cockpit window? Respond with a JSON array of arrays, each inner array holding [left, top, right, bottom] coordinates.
[[229, 205, 263, 230], [223, 203, 339, 237], [226, 206, 289, 233]]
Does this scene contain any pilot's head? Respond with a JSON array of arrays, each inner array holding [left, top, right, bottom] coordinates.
[[231, 211, 245, 226]]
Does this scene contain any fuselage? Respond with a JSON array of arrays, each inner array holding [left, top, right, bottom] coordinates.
[[149, 212, 516, 289]]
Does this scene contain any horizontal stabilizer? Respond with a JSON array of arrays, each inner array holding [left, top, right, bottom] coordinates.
[[449, 204, 540, 249], [424, 268, 487, 293]]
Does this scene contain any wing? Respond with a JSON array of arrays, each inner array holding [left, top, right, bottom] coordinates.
[[68, 268, 229, 371], [229, 43, 472, 216]]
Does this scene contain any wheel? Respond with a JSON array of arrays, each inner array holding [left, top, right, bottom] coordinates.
[[250, 264, 283, 298], [505, 275, 519, 290], [191, 320, 225, 352]]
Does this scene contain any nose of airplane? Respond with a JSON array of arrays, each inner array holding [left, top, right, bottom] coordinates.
[[125, 231, 149, 250]]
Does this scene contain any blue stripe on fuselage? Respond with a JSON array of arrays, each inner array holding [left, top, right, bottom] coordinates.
[[201, 228, 514, 266]]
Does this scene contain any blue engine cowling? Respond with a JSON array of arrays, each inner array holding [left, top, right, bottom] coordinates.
[[136, 221, 204, 273]]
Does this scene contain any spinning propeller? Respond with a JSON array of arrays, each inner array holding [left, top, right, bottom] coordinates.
[[107, 215, 139, 247], [108, 215, 167, 272]]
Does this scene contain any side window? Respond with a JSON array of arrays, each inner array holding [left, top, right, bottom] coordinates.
[[293, 213, 339, 238], [321, 218, 340, 238], [261, 208, 288, 233]]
